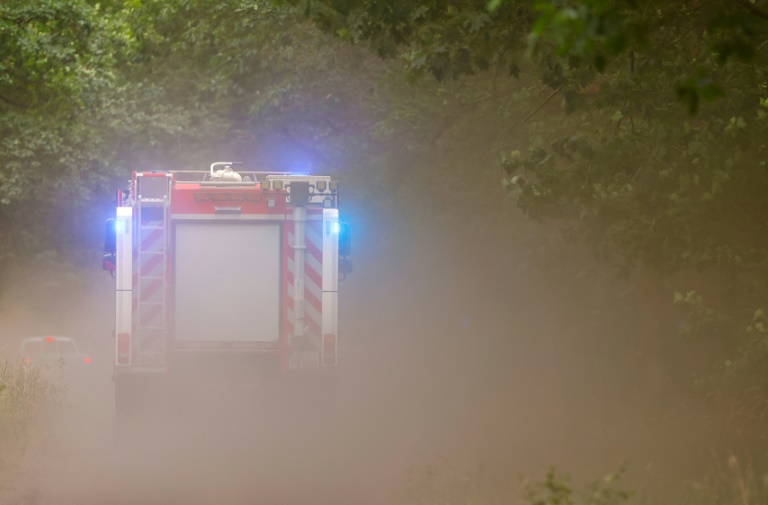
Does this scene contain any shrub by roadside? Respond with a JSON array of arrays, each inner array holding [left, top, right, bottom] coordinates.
[[0, 355, 64, 488]]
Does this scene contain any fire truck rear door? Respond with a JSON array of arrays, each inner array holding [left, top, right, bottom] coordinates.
[[174, 222, 281, 343]]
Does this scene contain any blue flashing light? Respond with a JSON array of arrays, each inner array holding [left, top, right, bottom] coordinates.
[[114, 220, 122, 233], [331, 222, 341, 234]]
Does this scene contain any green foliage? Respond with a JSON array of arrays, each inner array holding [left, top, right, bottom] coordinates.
[[524, 468, 631, 505], [0, 0, 128, 276], [292, 0, 768, 111], [0, 0, 116, 113], [286, 0, 535, 81], [673, 290, 768, 418], [673, 290, 732, 340], [0, 0, 122, 196]]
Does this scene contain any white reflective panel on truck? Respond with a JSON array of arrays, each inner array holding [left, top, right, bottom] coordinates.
[[174, 222, 281, 342], [115, 207, 133, 366], [321, 208, 339, 293], [115, 207, 133, 291]]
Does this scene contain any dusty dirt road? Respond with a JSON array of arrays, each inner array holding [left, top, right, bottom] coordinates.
[[1, 357, 410, 505], [1, 249, 749, 505]]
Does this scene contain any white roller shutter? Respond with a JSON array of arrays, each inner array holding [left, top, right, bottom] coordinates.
[[174, 222, 281, 342]]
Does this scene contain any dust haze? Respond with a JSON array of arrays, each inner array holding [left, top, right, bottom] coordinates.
[[0, 176, 750, 505]]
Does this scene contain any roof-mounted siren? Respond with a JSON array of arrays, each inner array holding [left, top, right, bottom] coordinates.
[[289, 181, 310, 207], [209, 161, 243, 182]]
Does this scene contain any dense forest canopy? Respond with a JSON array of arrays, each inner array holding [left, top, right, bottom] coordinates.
[[1, 0, 767, 454]]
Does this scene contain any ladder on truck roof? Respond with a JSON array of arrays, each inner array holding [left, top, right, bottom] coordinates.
[[134, 174, 171, 366]]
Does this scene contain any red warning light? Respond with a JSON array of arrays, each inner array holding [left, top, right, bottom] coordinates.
[[84, 356, 92, 364], [24, 357, 31, 364], [45, 336, 54, 342], [117, 333, 130, 364], [322, 333, 337, 366]]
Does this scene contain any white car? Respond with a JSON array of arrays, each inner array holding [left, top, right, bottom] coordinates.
[[19, 336, 97, 407], [19, 335, 92, 370]]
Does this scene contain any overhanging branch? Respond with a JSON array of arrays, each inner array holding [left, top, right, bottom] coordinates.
[[732, 0, 768, 20], [0, 94, 29, 109], [523, 87, 562, 122]]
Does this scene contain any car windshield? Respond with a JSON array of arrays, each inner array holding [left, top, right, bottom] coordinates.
[[24, 339, 77, 356]]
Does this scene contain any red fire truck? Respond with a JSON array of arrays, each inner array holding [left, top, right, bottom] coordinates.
[[103, 162, 351, 417]]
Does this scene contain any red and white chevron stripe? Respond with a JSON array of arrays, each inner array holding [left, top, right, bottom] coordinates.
[[285, 219, 324, 346]]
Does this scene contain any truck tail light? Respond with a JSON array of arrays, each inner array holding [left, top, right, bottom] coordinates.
[[322, 333, 337, 366], [117, 333, 130, 364]]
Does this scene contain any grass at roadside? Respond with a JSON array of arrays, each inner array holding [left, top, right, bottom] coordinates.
[[0, 355, 65, 483], [680, 454, 768, 505], [393, 456, 768, 505]]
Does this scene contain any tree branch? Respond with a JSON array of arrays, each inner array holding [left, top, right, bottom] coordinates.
[[732, 0, 768, 20], [523, 87, 562, 122], [0, 94, 29, 109]]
